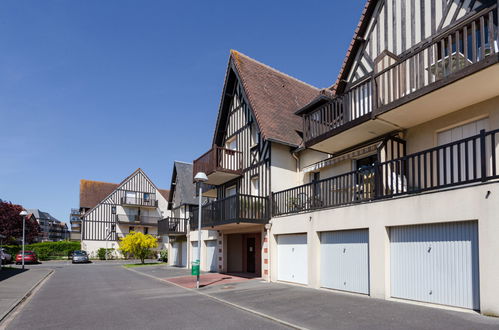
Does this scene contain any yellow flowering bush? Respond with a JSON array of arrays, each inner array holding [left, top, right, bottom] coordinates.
[[119, 231, 158, 264]]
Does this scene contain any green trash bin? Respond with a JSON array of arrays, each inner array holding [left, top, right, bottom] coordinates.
[[191, 260, 200, 276]]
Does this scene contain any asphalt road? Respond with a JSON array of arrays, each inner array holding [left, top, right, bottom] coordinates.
[[5, 262, 499, 330], [5, 262, 289, 330]]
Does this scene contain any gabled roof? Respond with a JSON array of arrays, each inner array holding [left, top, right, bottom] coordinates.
[[215, 50, 321, 147], [332, 0, 378, 94], [79, 180, 119, 209], [168, 161, 197, 208], [79, 168, 169, 210]]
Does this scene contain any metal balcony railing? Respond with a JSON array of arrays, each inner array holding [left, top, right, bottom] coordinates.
[[303, 6, 498, 145], [158, 217, 188, 235], [120, 197, 158, 207], [273, 128, 499, 216], [193, 146, 243, 179], [191, 194, 270, 229]]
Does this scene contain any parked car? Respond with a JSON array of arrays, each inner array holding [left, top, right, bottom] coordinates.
[[1, 248, 12, 264], [71, 250, 89, 264], [15, 251, 38, 264]]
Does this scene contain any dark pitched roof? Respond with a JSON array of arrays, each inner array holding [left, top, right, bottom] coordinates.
[[332, 0, 377, 94], [230, 50, 321, 147], [27, 209, 61, 223], [168, 161, 197, 207], [79, 180, 119, 209]]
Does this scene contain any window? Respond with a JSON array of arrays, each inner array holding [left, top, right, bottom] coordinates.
[[225, 137, 237, 151], [251, 123, 259, 146], [111, 206, 116, 214], [143, 193, 150, 201], [144, 227, 149, 235], [111, 224, 116, 232], [129, 226, 135, 233], [251, 176, 259, 195], [226, 185, 237, 197]]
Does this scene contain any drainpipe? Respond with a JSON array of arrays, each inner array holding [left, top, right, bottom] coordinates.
[[265, 222, 272, 283], [291, 151, 300, 183]]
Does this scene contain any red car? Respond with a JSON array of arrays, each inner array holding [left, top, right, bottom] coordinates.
[[15, 251, 38, 265]]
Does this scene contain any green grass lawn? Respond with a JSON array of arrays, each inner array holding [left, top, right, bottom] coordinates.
[[122, 262, 167, 268]]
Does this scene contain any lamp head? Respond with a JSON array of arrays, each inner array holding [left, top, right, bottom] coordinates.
[[19, 210, 28, 217], [194, 172, 208, 183]]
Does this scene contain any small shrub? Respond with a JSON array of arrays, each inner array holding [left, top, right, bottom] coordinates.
[[159, 250, 168, 262], [97, 248, 114, 260]]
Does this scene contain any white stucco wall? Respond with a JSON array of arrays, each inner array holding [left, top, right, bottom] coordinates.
[[269, 182, 499, 315]]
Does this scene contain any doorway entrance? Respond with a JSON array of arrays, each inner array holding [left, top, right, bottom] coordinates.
[[226, 232, 261, 277]]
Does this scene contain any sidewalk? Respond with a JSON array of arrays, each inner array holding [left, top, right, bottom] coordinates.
[[0, 268, 52, 323], [131, 265, 499, 330]]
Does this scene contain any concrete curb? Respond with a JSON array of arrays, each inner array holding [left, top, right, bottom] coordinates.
[[123, 266, 307, 330], [0, 269, 53, 324]]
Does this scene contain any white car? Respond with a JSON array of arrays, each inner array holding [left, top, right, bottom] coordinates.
[[1, 248, 12, 264]]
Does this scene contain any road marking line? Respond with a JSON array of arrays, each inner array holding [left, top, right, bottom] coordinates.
[[124, 267, 308, 330]]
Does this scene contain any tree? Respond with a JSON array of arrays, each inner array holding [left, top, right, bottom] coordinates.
[[119, 231, 157, 264], [0, 202, 40, 244]]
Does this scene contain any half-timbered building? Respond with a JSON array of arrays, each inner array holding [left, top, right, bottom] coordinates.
[[191, 50, 320, 276], [80, 168, 170, 256], [158, 161, 200, 268], [268, 0, 499, 315]]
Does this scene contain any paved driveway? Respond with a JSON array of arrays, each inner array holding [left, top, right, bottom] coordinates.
[[4, 263, 287, 330], [5, 263, 499, 330]]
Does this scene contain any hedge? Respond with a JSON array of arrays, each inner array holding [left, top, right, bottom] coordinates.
[[2, 241, 81, 261]]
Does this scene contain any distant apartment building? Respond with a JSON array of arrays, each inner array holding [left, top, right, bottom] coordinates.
[[79, 168, 170, 256], [69, 208, 82, 241], [28, 209, 70, 242]]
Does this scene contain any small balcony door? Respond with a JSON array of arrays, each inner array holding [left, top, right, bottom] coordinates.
[[437, 118, 489, 185], [223, 138, 239, 171], [125, 191, 136, 204]]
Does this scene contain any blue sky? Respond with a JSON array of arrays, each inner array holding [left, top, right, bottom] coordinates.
[[0, 0, 366, 223]]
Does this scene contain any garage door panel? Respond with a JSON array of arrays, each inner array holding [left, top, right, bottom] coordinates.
[[181, 241, 187, 267], [391, 222, 479, 310], [172, 242, 180, 266], [277, 234, 308, 284], [206, 240, 217, 272], [320, 229, 369, 294]]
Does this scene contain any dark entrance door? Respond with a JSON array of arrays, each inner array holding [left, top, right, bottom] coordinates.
[[246, 237, 256, 273]]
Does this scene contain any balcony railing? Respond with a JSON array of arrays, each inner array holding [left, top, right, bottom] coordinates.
[[158, 217, 188, 235], [120, 197, 158, 207], [303, 6, 498, 145], [191, 194, 270, 229], [193, 146, 243, 180], [273, 128, 499, 216], [116, 214, 160, 225]]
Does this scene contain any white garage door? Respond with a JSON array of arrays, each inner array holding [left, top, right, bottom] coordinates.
[[206, 240, 218, 272], [181, 241, 187, 267], [391, 221, 479, 310], [277, 234, 308, 284], [320, 229, 369, 294], [171, 242, 180, 266]]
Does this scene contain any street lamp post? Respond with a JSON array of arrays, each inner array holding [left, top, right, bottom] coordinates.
[[194, 172, 208, 289], [19, 210, 28, 270]]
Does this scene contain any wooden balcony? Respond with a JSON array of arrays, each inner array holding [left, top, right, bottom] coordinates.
[[302, 6, 499, 153], [158, 217, 188, 236], [116, 215, 159, 226], [120, 197, 158, 208], [193, 146, 243, 185], [191, 194, 270, 230], [273, 128, 499, 216]]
